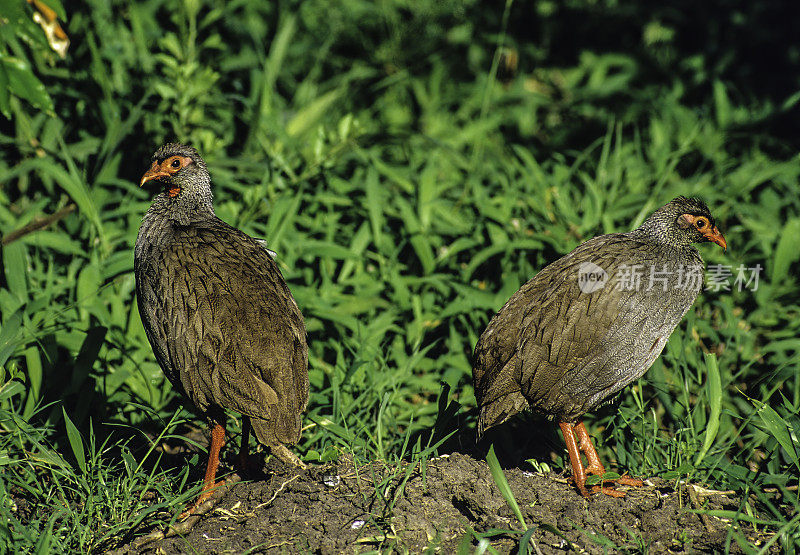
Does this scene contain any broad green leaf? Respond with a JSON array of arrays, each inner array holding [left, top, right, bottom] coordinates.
[[518, 526, 539, 555], [463, 239, 543, 280], [20, 231, 84, 255], [2, 241, 28, 302], [264, 192, 301, 249], [338, 222, 371, 282], [252, 13, 296, 128], [713, 80, 731, 128], [0, 55, 54, 114], [23, 346, 43, 419], [772, 218, 800, 284], [410, 234, 435, 275], [32, 510, 60, 555], [286, 89, 341, 138], [370, 155, 414, 194], [751, 397, 800, 472], [32, 158, 103, 242], [0, 308, 24, 368], [76, 260, 102, 321], [309, 415, 355, 443], [0, 62, 10, 118], [0, 380, 25, 403], [364, 168, 385, 249], [300, 240, 361, 261]]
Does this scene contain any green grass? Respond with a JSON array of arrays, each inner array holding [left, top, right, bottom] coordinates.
[[2, 0, 800, 551]]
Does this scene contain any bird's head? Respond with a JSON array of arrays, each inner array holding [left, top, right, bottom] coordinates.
[[638, 196, 727, 251], [670, 196, 726, 250], [140, 143, 210, 199]]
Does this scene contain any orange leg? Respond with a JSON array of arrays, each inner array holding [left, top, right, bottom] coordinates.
[[560, 420, 644, 498], [179, 419, 231, 519], [573, 421, 607, 476], [559, 421, 590, 497], [573, 421, 644, 490], [196, 420, 226, 505]]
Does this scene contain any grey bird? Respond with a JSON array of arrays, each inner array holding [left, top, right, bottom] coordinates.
[[472, 196, 726, 497], [134, 143, 308, 509]]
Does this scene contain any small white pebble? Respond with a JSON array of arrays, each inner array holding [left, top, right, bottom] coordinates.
[[522, 471, 536, 478], [323, 475, 341, 487], [351, 520, 365, 530]]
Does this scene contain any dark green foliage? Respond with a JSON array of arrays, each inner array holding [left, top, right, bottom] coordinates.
[[1, 0, 799, 550]]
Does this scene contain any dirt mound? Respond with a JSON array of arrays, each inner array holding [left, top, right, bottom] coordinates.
[[114, 452, 772, 553]]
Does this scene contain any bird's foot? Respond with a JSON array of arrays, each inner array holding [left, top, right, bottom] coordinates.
[[585, 473, 644, 498], [141, 474, 241, 542], [616, 474, 644, 487], [178, 478, 231, 520], [270, 444, 307, 469], [561, 420, 644, 499], [571, 476, 624, 498]]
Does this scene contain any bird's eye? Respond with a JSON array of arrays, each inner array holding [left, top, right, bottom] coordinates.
[[171, 158, 181, 169], [695, 218, 708, 230]]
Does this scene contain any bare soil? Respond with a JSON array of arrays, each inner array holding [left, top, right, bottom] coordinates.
[[113, 451, 776, 554]]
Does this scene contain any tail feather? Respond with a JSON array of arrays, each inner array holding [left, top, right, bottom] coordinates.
[[251, 412, 302, 447], [477, 390, 530, 438]]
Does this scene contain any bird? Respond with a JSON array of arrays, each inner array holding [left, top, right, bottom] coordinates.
[[134, 143, 309, 509], [472, 196, 726, 497]]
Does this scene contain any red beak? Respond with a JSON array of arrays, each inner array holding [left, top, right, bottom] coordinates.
[[704, 226, 727, 251], [140, 161, 170, 187]]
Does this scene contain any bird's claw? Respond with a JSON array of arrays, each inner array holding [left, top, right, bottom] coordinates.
[[271, 444, 307, 469], [178, 477, 235, 520], [581, 473, 644, 498], [590, 484, 628, 498], [616, 474, 644, 487]]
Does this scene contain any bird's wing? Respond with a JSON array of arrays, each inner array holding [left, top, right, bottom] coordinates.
[[514, 235, 640, 417], [473, 233, 679, 429], [515, 235, 700, 420], [473, 235, 622, 430], [165, 220, 309, 444]]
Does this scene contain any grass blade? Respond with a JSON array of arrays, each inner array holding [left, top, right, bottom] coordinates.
[[518, 525, 541, 555], [750, 397, 800, 472], [62, 407, 86, 474], [772, 218, 800, 284], [486, 445, 527, 530], [695, 353, 721, 466]]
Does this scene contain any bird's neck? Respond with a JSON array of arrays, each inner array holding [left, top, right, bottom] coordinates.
[[146, 189, 215, 226], [630, 213, 692, 251], [627, 226, 701, 265]]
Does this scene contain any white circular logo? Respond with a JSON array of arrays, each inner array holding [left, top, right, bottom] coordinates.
[[577, 261, 608, 293]]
